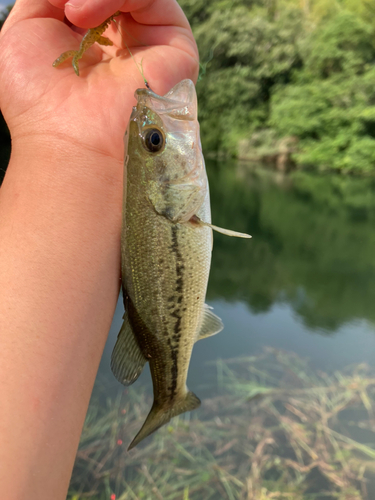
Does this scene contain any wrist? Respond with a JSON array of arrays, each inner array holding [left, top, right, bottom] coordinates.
[[1, 132, 124, 290], [8, 131, 124, 196]]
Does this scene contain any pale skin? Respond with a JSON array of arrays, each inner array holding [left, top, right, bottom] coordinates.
[[0, 0, 198, 498]]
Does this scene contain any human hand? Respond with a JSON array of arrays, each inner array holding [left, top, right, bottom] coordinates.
[[0, 0, 199, 161]]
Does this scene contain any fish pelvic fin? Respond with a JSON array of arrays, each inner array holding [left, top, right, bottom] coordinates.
[[111, 312, 147, 386], [190, 215, 252, 239], [128, 391, 201, 450]]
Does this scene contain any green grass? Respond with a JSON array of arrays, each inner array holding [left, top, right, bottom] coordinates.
[[68, 349, 375, 500]]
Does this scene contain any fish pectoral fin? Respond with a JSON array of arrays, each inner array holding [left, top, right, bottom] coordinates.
[[110, 313, 147, 386], [190, 215, 252, 239], [128, 391, 201, 450], [149, 180, 206, 223], [196, 304, 224, 341]]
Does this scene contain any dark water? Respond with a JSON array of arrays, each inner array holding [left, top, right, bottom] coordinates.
[[98, 163, 375, 394]]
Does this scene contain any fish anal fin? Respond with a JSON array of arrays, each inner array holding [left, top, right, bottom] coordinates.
[[189, 215, 252, 239], [196, 304, 224, 341], [110, 313, 147, 386], [128, 391, 200, 450]]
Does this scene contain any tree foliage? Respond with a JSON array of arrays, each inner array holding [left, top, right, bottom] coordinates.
[[181, 0, 304, 154], [179, 0, 375, 173], [271, 12, 375, 172]]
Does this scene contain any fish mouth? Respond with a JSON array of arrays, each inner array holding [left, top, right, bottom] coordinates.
[[134, 80, 197, 121]]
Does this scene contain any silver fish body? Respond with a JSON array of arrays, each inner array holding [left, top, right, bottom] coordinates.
[[111, 80, 248, 450]]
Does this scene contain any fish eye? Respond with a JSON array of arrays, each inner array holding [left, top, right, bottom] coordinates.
[[143, 128, 165, 153]]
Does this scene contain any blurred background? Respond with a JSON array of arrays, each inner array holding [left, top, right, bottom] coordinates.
[[2, 1, 375, 499]]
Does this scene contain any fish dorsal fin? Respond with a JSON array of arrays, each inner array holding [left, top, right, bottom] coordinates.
[[190, 215, 252, 239], [110, 313, 147, 386], [196, 304, 224, 341]]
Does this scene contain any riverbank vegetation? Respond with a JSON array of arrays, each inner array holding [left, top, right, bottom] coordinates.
[[179, 0, 375, 173], [68, 349, 375, 499]]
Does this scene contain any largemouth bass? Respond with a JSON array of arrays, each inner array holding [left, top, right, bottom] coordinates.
[[111, 79, 250, 450]]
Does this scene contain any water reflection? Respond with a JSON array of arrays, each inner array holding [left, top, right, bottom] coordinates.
[[209, 163, 375, 331], [70, 163, 375, 500]]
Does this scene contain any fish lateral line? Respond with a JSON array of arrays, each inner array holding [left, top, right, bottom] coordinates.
[[189, 214, 252, 239]]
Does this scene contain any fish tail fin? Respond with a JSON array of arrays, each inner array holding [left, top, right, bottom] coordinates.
[[128, 390, 201, 450]]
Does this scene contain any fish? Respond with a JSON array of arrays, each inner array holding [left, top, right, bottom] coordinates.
[[111, 79, 251, 450]]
